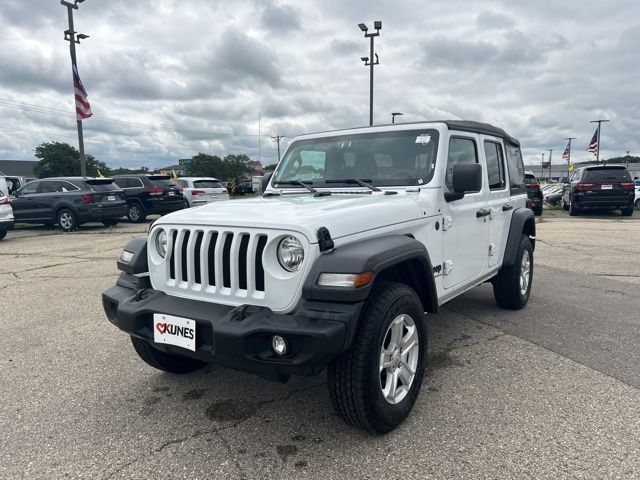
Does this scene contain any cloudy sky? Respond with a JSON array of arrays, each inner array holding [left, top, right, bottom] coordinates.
[[0, 0, 638, 168]]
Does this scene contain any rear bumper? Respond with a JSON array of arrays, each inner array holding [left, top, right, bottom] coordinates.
[[573, 192, 634, 208], [144, 199, 184, 214], [102, 274, 362, 380]]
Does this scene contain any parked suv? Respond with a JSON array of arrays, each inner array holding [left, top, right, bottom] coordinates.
[[10, 177, 126, 231], [113, 175, 184, 223], [0, 192, 14, 240], [175, 177, 229, 207], [524, 171, 543, 215], [103, 121, 535, 433], [561, 165, 635, 216]]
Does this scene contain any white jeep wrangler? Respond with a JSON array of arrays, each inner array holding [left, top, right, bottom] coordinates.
[[103, 121, 535, 433]]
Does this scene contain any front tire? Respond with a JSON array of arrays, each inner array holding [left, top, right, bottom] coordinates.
[[621, 207, 633, 217], [327, 282, 427, 433], [0, 229, 6, 240], [57, 209, 77, 232], [492, 234, 533, 310], [569, 197, 579, 216], [130, 336, 206, 374]]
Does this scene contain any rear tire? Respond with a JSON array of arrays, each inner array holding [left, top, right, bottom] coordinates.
[[621, 207, 633, 217], [0, 229, 6, 240], [533, 203, 543, 216], [127, 204, 147, 223], [57, 209, 77, 232], [569, 197, 579, 216], [492, 234, 533, 310], [327, 282, 427, 434], [130, 336, 206, 374]]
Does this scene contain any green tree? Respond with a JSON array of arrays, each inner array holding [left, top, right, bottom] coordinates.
[[222, 154, 252, 181], [263, 163, 277, 172], [186, 153, 224, 177], [33, 142, 110, 178], [109, 166, 151, 176]]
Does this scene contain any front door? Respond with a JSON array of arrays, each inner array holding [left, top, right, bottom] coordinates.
[[11, 181, 41, 220], [441, 134, 489, 289]]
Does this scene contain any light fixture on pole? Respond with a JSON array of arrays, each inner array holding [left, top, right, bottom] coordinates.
[[391, 112, 403, 124], [358, 21, 382, 127]]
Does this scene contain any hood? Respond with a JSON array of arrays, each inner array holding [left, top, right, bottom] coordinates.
[[157, 192, 423, 243]]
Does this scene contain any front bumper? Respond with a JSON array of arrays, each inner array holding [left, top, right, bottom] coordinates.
[[102, 273, 362, 380]]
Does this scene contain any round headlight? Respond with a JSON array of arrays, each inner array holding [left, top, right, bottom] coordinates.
[[277, 236, 304, 272], [155, 230, 168, 258]]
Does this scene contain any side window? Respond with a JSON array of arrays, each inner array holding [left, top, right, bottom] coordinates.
[[19, 181, 39, 195], [60, 181, 80, 192], [484, 141, 506, 191], [505, 143, 525, 194], [446, 137, 478, 190], [39, 181, 58, 193], [131, 177, 144, 188], [114, 178, 127, 188]]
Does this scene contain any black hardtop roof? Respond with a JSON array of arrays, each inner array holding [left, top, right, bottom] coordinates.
[[300, 120, 520, 146]]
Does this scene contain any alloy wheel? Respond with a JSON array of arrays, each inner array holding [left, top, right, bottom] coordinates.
[[379, 314, 420, 405]]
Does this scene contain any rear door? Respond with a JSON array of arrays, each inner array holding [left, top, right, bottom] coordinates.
[[481, 137, 510, 268]]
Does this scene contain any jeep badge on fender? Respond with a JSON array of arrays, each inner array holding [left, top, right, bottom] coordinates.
[[102, 120, 535, 433]]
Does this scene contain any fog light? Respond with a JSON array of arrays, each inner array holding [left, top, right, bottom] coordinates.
[[272, 335, 288, 356]]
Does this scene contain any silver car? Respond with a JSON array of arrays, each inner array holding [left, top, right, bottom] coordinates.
[[0, 191, 15, 240], [176, 177, 230, 207]]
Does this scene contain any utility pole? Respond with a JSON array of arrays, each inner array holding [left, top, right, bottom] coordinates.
[[565, 137, 576, 182], [548, 149, 553, 182], [270, 135, 285, 163], [359, 22, 382, 126], [258, 111, 261, 165], [541, 153, 545, 181], [61, 0, 89, 177], [590, 119, 609, 164], [626, 150, 631, 169]]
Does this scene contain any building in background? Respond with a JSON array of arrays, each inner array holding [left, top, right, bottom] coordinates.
[[0, 160, 38, 177]]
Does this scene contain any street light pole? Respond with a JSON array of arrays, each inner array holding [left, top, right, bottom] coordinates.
[[62, 0, 88, 177], [565, 137, 576, 182], [541, 153, 545, 181], [359, 22, 381, 126], [590, 119, 610, 165], [548, 149, 553, 182]]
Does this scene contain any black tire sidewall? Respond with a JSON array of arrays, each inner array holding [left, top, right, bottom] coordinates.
[[364, 288, 427, 430]]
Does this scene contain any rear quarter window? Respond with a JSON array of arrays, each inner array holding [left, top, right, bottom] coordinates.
[[505, 143, 526, 194]]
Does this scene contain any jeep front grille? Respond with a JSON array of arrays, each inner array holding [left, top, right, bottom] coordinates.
[[167, 228, 268, 294]]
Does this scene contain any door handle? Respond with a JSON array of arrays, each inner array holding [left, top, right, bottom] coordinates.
[[502, 204, 513, 211], [476, 208, 491, 218]]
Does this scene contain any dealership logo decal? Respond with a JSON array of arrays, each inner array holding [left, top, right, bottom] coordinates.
[[155, 322, 194, 340]]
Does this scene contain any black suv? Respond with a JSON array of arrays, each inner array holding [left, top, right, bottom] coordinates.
[[10, 177, 126, 231], [113, 175, 184, 223], [561, 165, 635, 216], [524, 172, 543, 215]]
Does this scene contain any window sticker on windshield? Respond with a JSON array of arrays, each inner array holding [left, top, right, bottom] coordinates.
[[415, 134, 431, 145]]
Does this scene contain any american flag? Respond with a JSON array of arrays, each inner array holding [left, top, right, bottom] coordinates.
[[73, 65, 92, 120], [562, 141, 571, 161], [587, 127, 598, 154]]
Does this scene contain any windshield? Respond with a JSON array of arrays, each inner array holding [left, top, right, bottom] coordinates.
[[272, 129, 439, 187]]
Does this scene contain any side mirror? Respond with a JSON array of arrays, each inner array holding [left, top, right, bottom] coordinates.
[[445, 163, 482, 202], [261, 172, 273, 194]]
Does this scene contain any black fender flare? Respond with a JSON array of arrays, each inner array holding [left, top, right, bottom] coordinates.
[[503, 207, 535, 267], [117, 235, 148, 275], [302, 235, 438, 313]]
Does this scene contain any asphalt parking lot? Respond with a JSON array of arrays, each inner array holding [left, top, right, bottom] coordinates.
[[1, 210, 639, 479]]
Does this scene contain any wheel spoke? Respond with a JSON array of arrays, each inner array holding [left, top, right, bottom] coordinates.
[[388, 368, 399, 399], [388, 317, 403, 351]]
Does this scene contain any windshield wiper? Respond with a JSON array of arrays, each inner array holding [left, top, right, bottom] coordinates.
[[325, 178, 381, 192], [273, 180, 331, 197]]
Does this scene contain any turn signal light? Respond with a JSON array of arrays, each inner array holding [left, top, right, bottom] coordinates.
[[318, 272, 373, 288], [191, 190, 206, 196], [620, 182, 635, 190]]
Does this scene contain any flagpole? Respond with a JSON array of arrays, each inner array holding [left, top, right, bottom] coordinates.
[[590, 119, 609, 165], [62, 0, 88, 177]]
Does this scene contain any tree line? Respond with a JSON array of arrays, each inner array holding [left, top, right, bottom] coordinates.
[[31, 142, 255, 180]]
